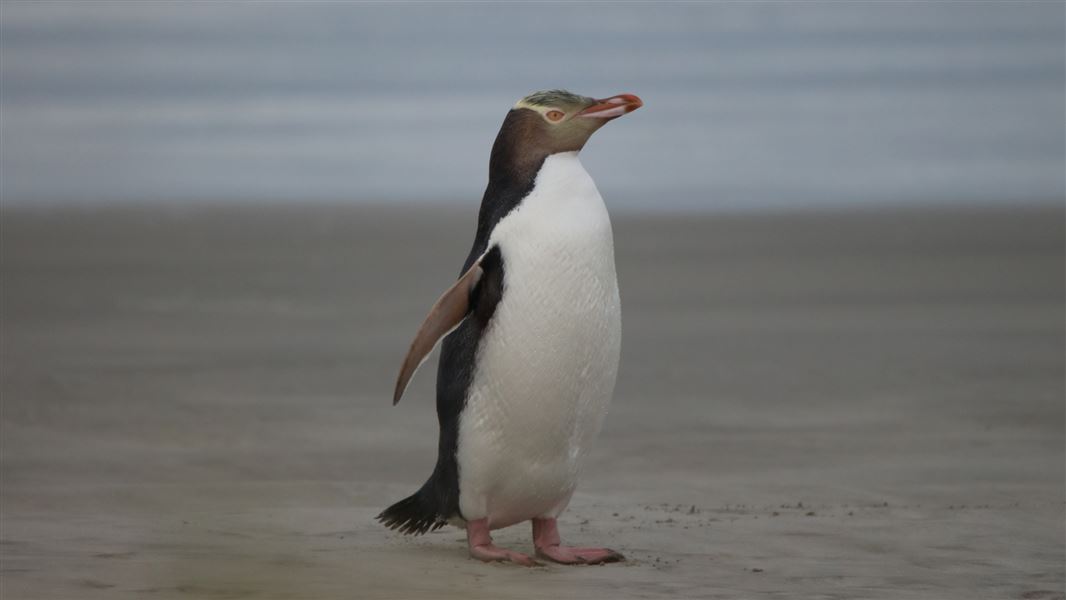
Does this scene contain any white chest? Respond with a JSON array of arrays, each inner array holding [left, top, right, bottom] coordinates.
[[456, 152, 622, 528]]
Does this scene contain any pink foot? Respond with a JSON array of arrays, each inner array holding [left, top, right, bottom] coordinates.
[[467, 518, 539, 566], [532, 517, 625, 565]]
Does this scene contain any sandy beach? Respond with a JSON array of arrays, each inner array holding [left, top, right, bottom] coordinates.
[[1, 204, 1063, 599]]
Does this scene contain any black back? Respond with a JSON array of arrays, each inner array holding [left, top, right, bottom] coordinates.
[[377, 108, 558, 533], [426, 107, 552, 523]]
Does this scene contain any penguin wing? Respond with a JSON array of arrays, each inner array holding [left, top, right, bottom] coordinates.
[[393, 252, 487, 405]]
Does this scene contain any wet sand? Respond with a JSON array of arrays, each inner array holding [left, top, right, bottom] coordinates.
[[1, 204, 1063, 599]]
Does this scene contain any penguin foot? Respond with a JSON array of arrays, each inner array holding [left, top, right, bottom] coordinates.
[[466, 518, 540, 566], [532, 517, 625, 565]]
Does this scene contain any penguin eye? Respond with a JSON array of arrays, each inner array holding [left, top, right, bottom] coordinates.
[[545, 110, 565, 122]]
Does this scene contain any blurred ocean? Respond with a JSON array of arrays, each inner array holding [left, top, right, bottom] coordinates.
[[1, 1, 1063, 211]]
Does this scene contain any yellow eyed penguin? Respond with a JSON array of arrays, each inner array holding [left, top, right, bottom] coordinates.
[[378, 89, 643, 565]]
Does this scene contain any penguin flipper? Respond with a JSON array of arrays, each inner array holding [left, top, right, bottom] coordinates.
[[393, 255, 486, 405]]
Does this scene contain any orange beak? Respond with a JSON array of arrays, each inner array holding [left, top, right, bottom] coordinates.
[[576, 93, 643, 120]]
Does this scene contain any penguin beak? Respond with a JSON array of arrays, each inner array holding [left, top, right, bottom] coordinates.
[[576, 94, 643, 120]]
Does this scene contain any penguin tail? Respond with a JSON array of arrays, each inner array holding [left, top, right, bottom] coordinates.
[[376, 488, 449, 536]]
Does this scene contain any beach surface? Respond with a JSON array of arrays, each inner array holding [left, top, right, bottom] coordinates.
[[2, 205, 1063, 599]]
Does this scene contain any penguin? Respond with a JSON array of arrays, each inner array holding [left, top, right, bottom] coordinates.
[[378, 89, 643, 566]]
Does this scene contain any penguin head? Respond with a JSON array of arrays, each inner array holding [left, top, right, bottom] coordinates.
[[489, 89, 642, 181], [512, 89, 643, 152]]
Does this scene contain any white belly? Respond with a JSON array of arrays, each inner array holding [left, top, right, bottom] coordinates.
[[456, 152, 621, 529]]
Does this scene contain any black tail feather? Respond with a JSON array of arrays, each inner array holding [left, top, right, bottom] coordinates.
[[376, 489, 448, 536]]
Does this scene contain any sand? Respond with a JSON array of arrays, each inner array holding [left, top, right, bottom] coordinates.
[[1, 204, 1063, 599]]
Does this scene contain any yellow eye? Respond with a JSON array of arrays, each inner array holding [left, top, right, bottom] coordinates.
[[546, 110, 565, 122]]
